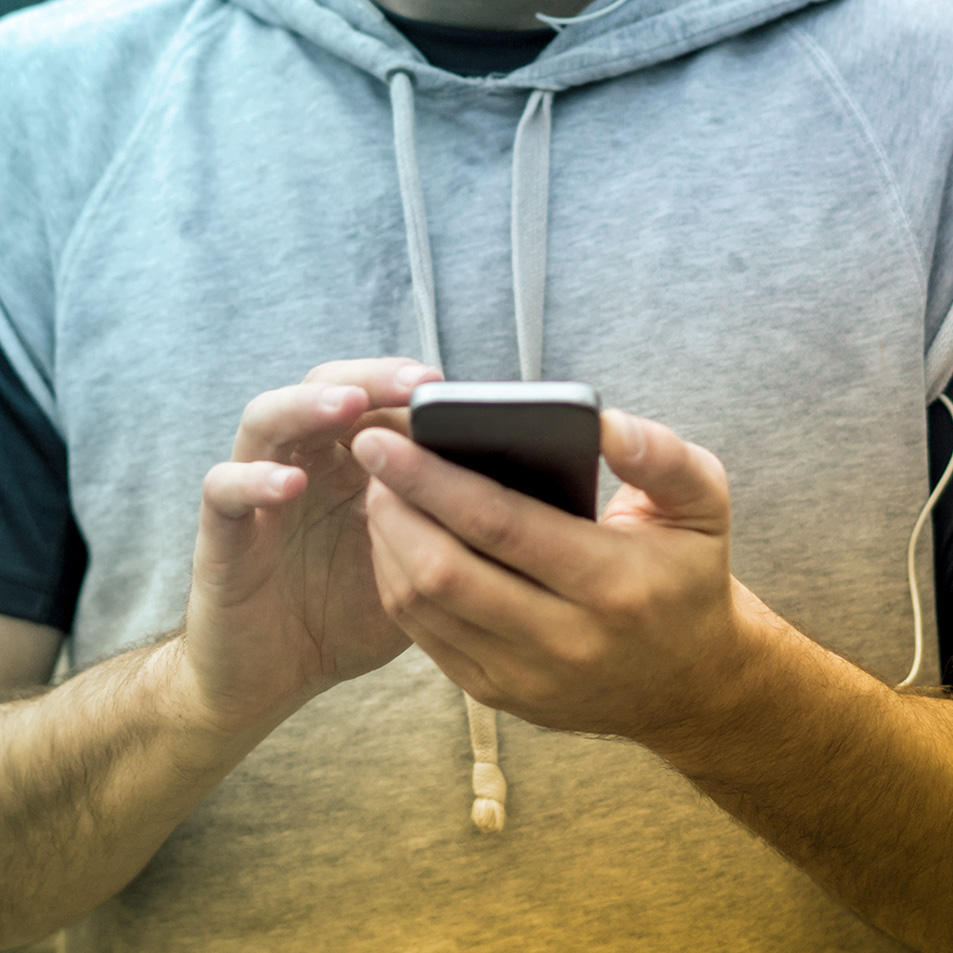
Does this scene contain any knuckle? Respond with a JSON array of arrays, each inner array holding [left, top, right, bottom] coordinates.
[[239, 391, 273, 436], [599, 580, 635, 617], [202, 462, 230, 499], [459, 492, 518, 552], [380, 576, 419, 622], [705, 452, 731, 506], [690, 442, 730, 495], [692, 442, 727, 484], [590, 574, 643, 620], [303, 361, 343, 384], [546, 621, 605, 678], [553, 634, 598, 672], [397, 453, 430, 496], [412, 545, 460, 600], [363, 477, 386, 512]]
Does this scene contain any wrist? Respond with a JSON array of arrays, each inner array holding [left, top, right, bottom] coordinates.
[[645, 579, 897, 789], [639, 578, 794, 778], [143, 636, 289, 776]]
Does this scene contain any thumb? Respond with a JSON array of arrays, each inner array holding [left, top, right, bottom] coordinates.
[[599, 409, 730, 533]]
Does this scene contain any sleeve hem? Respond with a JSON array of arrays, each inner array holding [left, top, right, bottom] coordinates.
[[0, 575, 73, 633]]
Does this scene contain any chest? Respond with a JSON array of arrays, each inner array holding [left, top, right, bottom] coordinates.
[[54, 54, 934, 679]]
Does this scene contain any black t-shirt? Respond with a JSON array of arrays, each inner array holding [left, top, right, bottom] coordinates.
[[378, 7, 554, 75], [0, 346, 86, 632]]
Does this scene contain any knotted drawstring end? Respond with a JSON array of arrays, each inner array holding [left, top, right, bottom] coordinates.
[[472, 798, 506, 833], [471, 760, 507, 833], [465, 694, 508, 833]]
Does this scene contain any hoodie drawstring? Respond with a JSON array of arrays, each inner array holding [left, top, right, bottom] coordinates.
[[511, 87, 553, 382], [389, 72, 440, 368], [466, 692, 508, 832], [388, 70, 555, 833]]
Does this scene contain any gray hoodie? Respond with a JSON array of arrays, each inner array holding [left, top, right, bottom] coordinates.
[[1, 0, 952, 948]]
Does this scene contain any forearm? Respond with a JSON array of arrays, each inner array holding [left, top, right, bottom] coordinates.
[[654, 582, 953, 953], [0, 635, 275, 948], [0, 360, 431, 948]]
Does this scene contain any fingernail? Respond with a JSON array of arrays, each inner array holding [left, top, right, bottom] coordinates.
[[268, 468, 291, 493], [617, 412, 646, 462], [396, 363, 435, 388], [355, 432, 387, 475], [320, 385, 358, 410]]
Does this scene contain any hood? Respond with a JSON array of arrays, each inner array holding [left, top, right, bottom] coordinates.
[[228, 0, 830, 91], [222, 0, 833, 832], [219, 0, 833, 379]]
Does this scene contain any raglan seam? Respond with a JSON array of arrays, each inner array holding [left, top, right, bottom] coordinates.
[[788, 20, 953, 403], [0, 45, 58, 429], [784, 22, 928, 298], [57, 1, 235, 311]]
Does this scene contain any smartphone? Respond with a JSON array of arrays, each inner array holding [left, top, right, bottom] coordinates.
[[410, 381, 601, 519]]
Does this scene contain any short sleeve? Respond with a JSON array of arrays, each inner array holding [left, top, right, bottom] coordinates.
[[0, 340, 86, 631]]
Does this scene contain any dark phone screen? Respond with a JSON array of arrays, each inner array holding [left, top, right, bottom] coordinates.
[[411, 401, 599, 519]]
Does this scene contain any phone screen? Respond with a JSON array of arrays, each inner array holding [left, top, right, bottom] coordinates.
[[410, 382, 600, 519]]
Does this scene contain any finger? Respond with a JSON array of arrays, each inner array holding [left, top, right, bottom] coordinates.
[[303, 357, 442, 405], [366, 486, 567, 711], [367, 516, 498, 696], [354, 428, 609, 604], [338, 407, 411, 449], [203, 460, 307, 519], [194, 461, 307, 583], [233, 359, 441, 464], [600, 409, 729, 533], [366, 482, 602, 715], [364, 476, 564, 649], [232, 383, 369, 464]]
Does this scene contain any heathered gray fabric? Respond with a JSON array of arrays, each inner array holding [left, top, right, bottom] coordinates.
[[2, 0, 953, 948]]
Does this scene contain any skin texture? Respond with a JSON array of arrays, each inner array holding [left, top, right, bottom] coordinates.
[[349, 414, 953, 953], [0, 358, 442, 947], [2, 357, 952, 951], [182, 359, 445, 733], [0, 618, 62, 698], [351, 411, 743, 740]]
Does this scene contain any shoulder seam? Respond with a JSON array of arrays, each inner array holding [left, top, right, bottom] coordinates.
[[784, 21, 928, 298], [56, 1, 233, 309]]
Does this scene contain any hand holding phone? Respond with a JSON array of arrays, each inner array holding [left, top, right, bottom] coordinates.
[[409, 381, 601, 519]]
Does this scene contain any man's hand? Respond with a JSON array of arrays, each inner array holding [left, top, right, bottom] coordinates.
[[350, 408, 751, 745], [352, 408, 953, 953], [180, 357, 442, 736]]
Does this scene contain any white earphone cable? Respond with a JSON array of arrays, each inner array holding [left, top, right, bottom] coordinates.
[[535, 0, 632, 31], [898, 391, 953, 687]]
